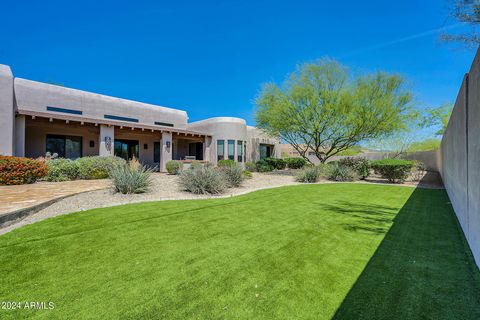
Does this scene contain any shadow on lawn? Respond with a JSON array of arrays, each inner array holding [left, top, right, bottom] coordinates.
[[332, 183, 480, 320]]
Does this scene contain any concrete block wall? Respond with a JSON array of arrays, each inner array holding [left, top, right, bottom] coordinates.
[[440, 48, 480, 267]]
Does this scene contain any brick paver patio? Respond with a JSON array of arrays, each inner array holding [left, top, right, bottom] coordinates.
[[0, 180, 111, 216]]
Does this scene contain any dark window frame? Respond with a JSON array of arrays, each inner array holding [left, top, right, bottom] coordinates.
[[46, 106, 83, 115], [154, 121, 174, 127], [217, 140, 224, 161], [46, 134, 83, 159], [228, 140, 235, 161], [104, 114, 139, 123]]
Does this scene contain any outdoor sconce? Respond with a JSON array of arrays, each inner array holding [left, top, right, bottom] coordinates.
[[166, 141, 171, 150]]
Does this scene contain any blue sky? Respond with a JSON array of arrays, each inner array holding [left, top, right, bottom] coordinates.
[[1, 0, 476, 126]]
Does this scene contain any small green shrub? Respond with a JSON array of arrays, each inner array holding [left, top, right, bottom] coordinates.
[[284, 157, 307, 169], [242, 170, 253, 179], [264, 158, 286, 170], [245, 162, 257, 172], [166, 160, 183, 175], [370, 159, 415, 183], [338, 157, 370, 180], [76, 156, 125, 180], [217, 159, 235, 167], [0, 156, 48, 185], [326, 163, 358, 182], [110, 163, 153, 194], [220, 162, 244, 187], [45, 158, 79, 182], [256, 159, 274, 172], [179, 165, 226, 194], [295, 166, 321, 183]]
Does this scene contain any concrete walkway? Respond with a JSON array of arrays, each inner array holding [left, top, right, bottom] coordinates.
[[0, 179, 111, 218]]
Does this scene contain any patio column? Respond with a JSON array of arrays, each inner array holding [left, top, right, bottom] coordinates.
[[203, 136, 212, 163], [160, 132, 172, 172], [99, 125, 114, 156], [14, 115, 25, 157]]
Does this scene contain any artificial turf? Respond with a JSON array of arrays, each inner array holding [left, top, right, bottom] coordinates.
[[0, 184, 479, 319]]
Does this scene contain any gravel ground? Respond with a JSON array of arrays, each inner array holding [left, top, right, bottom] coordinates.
[[0, 170, 443, 235], [0, 172, 300, 235]]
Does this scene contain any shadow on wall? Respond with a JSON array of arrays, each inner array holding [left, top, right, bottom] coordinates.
[[332, 179, 480, 319]]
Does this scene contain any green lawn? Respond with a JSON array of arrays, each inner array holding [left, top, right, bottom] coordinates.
[[0, 184, 479, 319]]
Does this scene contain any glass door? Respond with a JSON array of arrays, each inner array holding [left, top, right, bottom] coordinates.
[[114, 139, 139, 161]]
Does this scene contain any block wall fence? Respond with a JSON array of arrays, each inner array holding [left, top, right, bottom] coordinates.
[[439, 48, 480, 267]]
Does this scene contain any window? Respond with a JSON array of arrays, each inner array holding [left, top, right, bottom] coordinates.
[[114, 139, 139, 161], [259, 144, 273, 160], [217, 140, 224, 161], [154, 121, 174, 127], [244, 141, 247, 162], [154, 142, 160, 163], [104, 114, 139, 123], [228, 140, 235, 160], [46, 106, 82, 115], [46, 135, 82, 159], [237, 141, 243, 162]]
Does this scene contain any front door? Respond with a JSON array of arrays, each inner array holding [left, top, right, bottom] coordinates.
[[114, 139, 139, 161]]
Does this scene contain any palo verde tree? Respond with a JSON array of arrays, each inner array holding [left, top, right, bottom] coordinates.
[[255, 59, 413, 163]]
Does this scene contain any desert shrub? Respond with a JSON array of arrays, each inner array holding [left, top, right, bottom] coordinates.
[[0, 156, 48, 185], [220, 162, 244, 187], [256, 159, 274, 172], [339, 157, 370, 179], [76, 156, 125, 180], [370, 159, 415, 183], [295, 166, 321, 183], [217, 159, 235, 167], [45, 158, 79, 182], [166, 160, 183, 175], [264, 157, 286, 170], [326, 163, 358, 182], [411, 161, 426, 182], [245, 162, 257, 172], [284, 157, 307, 169], [242, 170, 253, 179], [179, 165, 226, 194], [110, 163, 153, 194]]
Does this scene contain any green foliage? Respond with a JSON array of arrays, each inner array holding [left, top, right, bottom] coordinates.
[[45, 158, 80, 182], [338, 157, 370, 180], [217, 159, 236, 167], [295, 166, 321, 183], [335, 145, 363, 156], [407, 139, 441, 152], [284, 157, 307, 169], [326, 163, 358, 182], [242, 170, 253, 179], [420, 103, 453, 136], [371, 159, 415, 183], [255, 159, 274, 172], [76, 156, 126, 180], [110, 163, 153, 194], [255, 59, 413, 163], [179, 165, 226, 194], [264, 157, 286, 170], [166, 160, 183, 175], [220, 162, 244, 187], [245, 162, 257, 172]]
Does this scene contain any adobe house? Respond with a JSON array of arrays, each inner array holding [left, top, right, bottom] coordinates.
[[0, 64, 280, 171]]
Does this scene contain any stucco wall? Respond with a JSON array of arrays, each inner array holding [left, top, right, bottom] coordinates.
[[0, 65, 14, 155], [14, 78, 188, 129], [439, 48, 480, 267]]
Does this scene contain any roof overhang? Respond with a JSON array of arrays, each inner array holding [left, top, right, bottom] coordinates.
[[17, 109, 211, 137]]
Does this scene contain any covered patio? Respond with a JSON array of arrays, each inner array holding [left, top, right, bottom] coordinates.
[[16, 110, 212, 171]]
